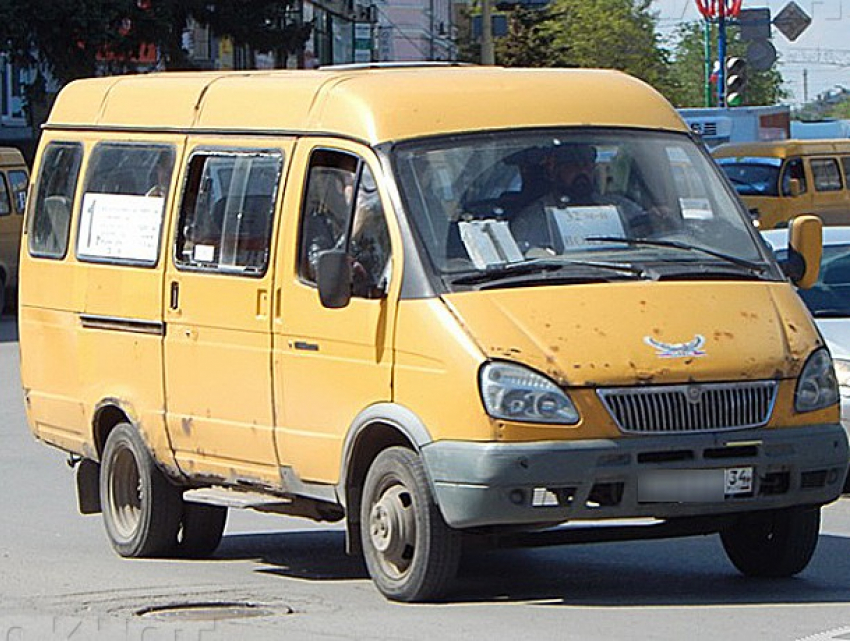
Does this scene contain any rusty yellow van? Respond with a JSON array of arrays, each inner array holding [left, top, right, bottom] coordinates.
[[20, 66, 847, 602], [0, 146, 28, 313], [714, 139, 850, 229]]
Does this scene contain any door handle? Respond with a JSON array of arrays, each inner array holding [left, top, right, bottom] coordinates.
[[170, 281, 180, 310]]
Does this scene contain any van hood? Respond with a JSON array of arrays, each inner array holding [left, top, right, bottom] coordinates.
[[443, 281, 821, 387]]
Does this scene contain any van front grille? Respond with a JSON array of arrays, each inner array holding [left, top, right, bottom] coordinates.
[[597, 381, 778, 434]]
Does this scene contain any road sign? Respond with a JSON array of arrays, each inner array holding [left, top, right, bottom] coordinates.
[[746, 39, 777, 71], [738, 8, 772, 42], [773, 1, 812, 42]]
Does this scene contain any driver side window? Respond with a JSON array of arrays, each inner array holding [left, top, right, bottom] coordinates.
[[298, 149, 391, 299]]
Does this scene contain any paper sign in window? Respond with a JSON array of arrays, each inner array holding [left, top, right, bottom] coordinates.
[[459, 219, 524, 268], [680, 197, 714, 220], [549, 205, 624, 250], [78, 193, 164, 262]]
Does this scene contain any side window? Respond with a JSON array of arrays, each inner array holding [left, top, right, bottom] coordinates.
[[28, 142, 83, 259], [299, 150, 357, 283], [0, 175, 10, 216], [175, 151, 282, 275], [811, 158, 843, 192], [842, 157, 850, 189], [781, 158, 807, 196], [298, 149, 391, 299], [78, 144, 174, 264], [9, 170, 28, 214]]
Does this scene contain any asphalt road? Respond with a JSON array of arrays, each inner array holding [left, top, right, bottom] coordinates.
[[3, 314, 850, 641]]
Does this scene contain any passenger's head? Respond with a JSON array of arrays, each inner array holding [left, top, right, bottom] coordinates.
[[548, 143, 597, 202]]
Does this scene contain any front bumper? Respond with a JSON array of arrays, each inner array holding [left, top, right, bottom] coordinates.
[[421, 425, 848, 529]]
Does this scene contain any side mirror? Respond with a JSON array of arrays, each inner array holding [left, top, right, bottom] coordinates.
[[788, 178, 802, 197], [316, 249, 352, 309], [783, 215, 822, 289]]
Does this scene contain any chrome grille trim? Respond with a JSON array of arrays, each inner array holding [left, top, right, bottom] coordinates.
[[597, 381, 778, 434]]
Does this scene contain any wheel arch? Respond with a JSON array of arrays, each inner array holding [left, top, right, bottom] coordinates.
[[340, 403, 433, 555]]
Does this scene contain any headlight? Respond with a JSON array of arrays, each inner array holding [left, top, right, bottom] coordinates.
[[795, 348, 840, 412], [479, 361, 579, 424], [834, 358, 850, 397]]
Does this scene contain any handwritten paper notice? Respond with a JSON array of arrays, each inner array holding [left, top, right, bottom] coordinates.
[[549, 205, 624, 250], [78, 193, 164, 262]]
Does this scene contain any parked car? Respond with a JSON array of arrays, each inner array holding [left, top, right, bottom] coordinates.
[[763, 226, 850, 489]]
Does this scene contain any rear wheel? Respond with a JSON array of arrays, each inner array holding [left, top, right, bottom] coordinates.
[[721, 506, 820, 577], [360, 446, 461, 602], [176, 502, 228, 558], [100, 423, 182, 557]]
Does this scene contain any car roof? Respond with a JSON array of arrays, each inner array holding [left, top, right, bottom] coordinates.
[[762, 226, 850, 249]]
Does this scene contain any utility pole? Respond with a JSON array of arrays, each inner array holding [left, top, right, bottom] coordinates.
[[481, 0, 495, 65], [803, 68, 809, 103]]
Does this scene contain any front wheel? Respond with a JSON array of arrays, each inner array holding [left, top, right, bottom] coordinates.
[[360, 447, 461, 602], [100, 424, 182, 557], [721, 506, 821, 577]]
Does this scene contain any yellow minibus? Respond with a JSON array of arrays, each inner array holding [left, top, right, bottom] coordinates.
[[20, 66, 846, 601], [0, 146, 28, 313]]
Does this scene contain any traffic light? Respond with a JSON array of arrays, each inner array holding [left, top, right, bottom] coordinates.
[[726, 57, 747, 107]]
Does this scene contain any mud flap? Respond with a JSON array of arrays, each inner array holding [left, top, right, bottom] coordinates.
[[76, 459, 102, 514]]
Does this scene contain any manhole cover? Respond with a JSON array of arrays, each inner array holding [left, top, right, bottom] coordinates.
[[136, 602, 289, 622]]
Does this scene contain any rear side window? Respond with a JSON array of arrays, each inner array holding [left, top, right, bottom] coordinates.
[[9, 170, 28, 214], [77, 143, 175, 265], [811, 158, 843, 192], [0, 175, 10, 216], [28, 142, 83, 259], [175, 150, 282, 275]]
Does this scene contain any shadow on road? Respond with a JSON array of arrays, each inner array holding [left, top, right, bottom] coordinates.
[[214, 529, 850, 606], [0, 317, 18, 343]]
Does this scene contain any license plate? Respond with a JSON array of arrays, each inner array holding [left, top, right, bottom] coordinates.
[[639, 466, 754, 503], [724, 466, 753, 495]]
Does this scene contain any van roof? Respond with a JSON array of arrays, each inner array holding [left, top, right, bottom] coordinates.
[[0, 146, 26, 168], [713, 138, 850, 159], [45, 67, 688, 145]]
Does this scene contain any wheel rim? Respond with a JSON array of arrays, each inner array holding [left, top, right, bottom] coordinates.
[[368, 483, 417, 579], [108, 444, 143, 540]]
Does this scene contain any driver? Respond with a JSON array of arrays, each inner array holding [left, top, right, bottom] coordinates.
[[510, 143, 648, 255]]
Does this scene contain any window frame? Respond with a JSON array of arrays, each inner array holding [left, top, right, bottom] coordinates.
[[27, 141, 84, 260], [172, 147, 284, 279]]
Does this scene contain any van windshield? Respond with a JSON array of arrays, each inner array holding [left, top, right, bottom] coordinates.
[[393, 129, 770, 288], [715, 157, 781, 196]]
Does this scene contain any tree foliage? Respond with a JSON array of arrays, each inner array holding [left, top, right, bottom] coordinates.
[[0, 0, 309, 128], [665, 21, 787, 108], [461, 0, 673, 95]]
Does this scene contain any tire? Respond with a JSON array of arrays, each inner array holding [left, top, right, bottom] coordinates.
[[360, 446, 461, 602], [176, 502, 228, 559], [721, 506, 821, 577], [100, 423, 182, 558]]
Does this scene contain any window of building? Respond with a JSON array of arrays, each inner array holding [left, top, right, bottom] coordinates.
[[77, 143, 175, 265], [175, 150, 282, 275], [28, 142, 83, 259]]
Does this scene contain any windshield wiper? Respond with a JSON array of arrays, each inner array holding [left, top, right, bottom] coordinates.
[[450, 258, 649, 286], [584, 236, 766, 273]]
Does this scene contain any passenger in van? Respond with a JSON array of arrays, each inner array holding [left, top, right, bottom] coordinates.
[[510, 143, 648, 255], [145, 153, 172, 198]]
